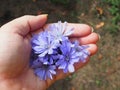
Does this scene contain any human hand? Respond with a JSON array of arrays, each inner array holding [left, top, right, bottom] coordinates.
[[0, 15, 99, 90]]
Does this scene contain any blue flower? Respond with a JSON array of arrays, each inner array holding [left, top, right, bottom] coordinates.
[[32, 31, 59, 57], [56, 40, 80, 73], [30, 21, 90, 80], [38, 54, 60, 65], [48, 21, 74, 42], [32, 59, 56, 80], [72, 41, 90, 62]]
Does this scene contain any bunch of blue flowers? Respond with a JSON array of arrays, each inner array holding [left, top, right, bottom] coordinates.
[[30, 21, 90, 80]]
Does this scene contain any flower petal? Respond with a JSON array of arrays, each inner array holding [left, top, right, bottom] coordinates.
[[58, 62, 67, 69], [68, 64, 75, 72]]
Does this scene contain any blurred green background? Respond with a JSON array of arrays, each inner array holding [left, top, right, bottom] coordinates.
[[0, 0, 120, 90]]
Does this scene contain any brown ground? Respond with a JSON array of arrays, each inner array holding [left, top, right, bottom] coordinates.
[[0, 0, 120, 90]]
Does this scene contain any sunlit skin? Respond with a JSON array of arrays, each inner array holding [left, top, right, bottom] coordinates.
[[0, 15, 99, 90]]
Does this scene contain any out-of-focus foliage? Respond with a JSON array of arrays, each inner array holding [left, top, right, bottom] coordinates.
[[104, 0, 120, 34], [50, 0, 70, 5]]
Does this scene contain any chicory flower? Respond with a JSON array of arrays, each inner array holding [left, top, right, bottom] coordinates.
[[56, 40, 80, 73], [32, 59, 56, 80], [32, 31, 59, 57], [31, 21, 90, 80]]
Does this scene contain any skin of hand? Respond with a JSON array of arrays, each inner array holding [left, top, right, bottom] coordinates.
[[0, 15, 99, 90]]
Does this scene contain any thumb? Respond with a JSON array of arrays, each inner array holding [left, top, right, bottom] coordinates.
[[0, 14, 48, 36]]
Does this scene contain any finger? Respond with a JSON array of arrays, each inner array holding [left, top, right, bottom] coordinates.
[[70, 32, 99, 45], [31, 28, 44, 35], [69, 23, 92, 37], [0, 14, 48, 36], [74, 58, 89, 71], [86, 44, 98, 56], [80, 33, 99, 44], [44, 23, 92, 37]]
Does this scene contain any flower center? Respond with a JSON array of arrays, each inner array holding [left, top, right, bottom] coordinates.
[[46, 44, 51, 49], [43, 64, 49, 69], [65, 55, 70, 61], [76, 47, 80, 52]]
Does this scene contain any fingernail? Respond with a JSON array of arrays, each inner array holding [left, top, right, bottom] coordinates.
[[41, 14, 48, 17], [44, 14, 48, 16], [91, 27, 94, 32], [98, 34, 101, 39], [38, 14, 48, 17]]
